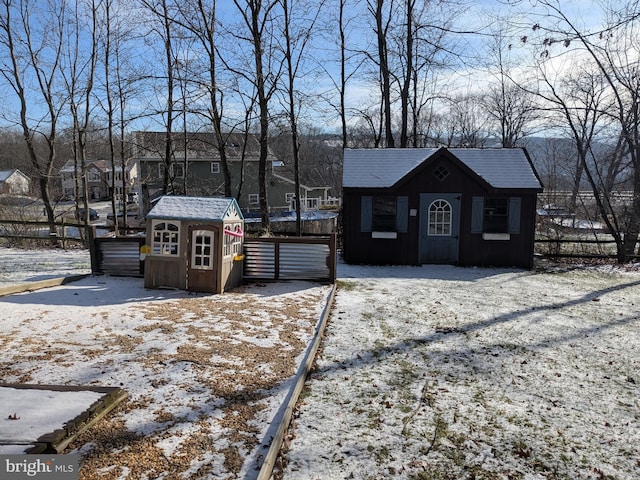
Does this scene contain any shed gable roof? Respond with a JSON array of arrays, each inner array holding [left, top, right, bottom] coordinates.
[[343, 147, 542, 191], [147, 196, 244, 222]]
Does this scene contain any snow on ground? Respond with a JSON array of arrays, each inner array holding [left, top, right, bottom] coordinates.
[[0, 247, 91, 284], [280, 263, 640, 480], [1, 387, 103, 453], [2, 247, 640, 479], [0, 247, 332, 479]]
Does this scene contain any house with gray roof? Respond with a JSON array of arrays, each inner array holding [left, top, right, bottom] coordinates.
[[58, 159, 138, 202], [0, 169, 30, 196], [132, 131, 333, 213], [342, 147, 543, 268], [144, 196, 244, 293]]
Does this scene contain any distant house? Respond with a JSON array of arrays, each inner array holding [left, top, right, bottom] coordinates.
[[59, 159, 138, 202], [132, 131, 334, 212], [342, 147, 543, 269], [0, 169, 30, 196]]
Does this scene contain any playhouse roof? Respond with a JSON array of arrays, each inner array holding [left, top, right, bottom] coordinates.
[[343, 147, 542, 190], [146, 196, 243, 222]]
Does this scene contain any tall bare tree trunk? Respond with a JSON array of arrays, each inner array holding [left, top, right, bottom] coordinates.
[[0, 0, 66, 245], [371, 0, 394, 147]]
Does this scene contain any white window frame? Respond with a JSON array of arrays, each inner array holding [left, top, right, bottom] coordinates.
[[223, 222, 243, 257], [151, 220, 180, 256], [211, 162, 220, 174], [232, 223, 243, 256], [248, 194, 259, 205], [428, 199, 452, 236], [223, 226, 233, 257], [191, 230, 214, 270]]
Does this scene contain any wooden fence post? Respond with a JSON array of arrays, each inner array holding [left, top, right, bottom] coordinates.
[[87, 225, 99, 274], [328, 233, 337, 283]]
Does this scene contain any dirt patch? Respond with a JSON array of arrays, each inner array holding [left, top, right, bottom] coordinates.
[[0, 277, 332, 479]]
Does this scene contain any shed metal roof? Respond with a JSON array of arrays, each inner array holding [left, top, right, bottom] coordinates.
[[343, 147, 542, 190], [146, 196, 243, 222]]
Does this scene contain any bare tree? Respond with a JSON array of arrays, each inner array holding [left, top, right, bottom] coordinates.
[[100, 0, 144, 229], [527, 0, 640, 260], [368, 0, 394, 147], [408, 12, 452, 148], [432, 94, 490, 147], [230, 0, 283, 234], [337, 0, 349, 149], [481, 27, 538, 148], [358, 0, 459, 149], [0, 0, 68, 243], [140, 0, 182, 195], [177, 0, 236, 197], [278, 0, 322, 234], [318, 0, 364, 149], [63, 0, 99, 235], [484, 81, 537, 148]]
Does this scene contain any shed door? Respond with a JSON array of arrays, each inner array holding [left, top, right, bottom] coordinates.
[[187, 226, 218, 293], [419, 193, 460, 264]]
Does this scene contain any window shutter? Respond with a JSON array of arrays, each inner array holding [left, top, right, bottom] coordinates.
[[361, 196, 372, 232], [471, 196, 484, 233], [509, 197, 521, 234], [396, 196, 408, 233]]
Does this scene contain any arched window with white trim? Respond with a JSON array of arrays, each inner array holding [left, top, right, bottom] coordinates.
[[152, 221, 180, 255], [428, 200, 452, 236]]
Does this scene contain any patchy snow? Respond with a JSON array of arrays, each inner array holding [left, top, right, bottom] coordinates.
[[0, 247, 332, 479], [2, 247, 640, 479], [0, 247, 91, 285], [281, 262, 640, 480]]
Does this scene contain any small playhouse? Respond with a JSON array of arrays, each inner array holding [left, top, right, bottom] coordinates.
[[143, 196, 245, 293]]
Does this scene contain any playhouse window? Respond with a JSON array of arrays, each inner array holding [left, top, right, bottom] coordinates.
[[224, 222, 243, 257], [152, 221, 180, 255], [232, 224, 242, 255], [192, 231, 213, 270]]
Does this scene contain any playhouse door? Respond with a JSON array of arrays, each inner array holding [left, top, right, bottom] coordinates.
[[187, 226, 218, 293], [419, 193, 461, 264]]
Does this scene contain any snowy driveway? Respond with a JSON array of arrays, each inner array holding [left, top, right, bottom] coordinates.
[[281, 263, 640, 480]]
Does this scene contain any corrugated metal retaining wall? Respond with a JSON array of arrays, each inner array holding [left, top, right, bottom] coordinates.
[[92, 235, 336, 283], [94, 237, 146, 277], [243, 234, 336, 282]]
